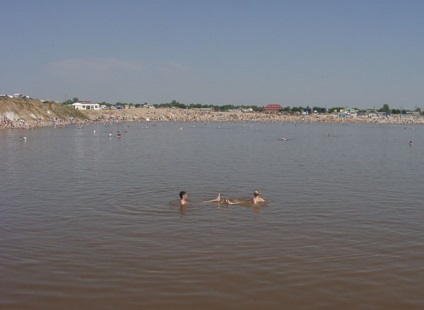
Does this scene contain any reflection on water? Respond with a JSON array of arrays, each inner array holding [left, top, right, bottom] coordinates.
[[1, 122, 423, 309]]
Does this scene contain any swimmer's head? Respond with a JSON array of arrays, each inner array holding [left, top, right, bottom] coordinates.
[[179, 191, 187, 199], [254, 190, 259, 197]]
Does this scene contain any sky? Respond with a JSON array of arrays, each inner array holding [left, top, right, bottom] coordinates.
[[1, 0, 424, 109]]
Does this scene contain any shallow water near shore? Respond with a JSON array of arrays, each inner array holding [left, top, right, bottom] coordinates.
[[1, 121, 423, 309]]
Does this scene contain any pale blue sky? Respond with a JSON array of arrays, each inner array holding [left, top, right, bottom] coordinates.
[[1, 0, 424, 109]]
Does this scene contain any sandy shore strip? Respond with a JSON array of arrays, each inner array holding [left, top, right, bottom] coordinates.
[[2, 106, 424, 129], [81, 108, 424, 125]]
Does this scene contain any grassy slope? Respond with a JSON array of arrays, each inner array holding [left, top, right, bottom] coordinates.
[[0, 98, 88, 123]]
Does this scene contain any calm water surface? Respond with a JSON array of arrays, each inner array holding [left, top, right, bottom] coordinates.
[[1, 122, 423, 309]]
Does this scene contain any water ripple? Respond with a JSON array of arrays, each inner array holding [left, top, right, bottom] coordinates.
[[1, 122, 423, 309]]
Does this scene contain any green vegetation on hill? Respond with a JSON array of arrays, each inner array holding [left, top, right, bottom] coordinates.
[[0, 98, 88, 122]]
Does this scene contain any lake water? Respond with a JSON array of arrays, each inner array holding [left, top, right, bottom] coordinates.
[[1, 121, 423, 309]]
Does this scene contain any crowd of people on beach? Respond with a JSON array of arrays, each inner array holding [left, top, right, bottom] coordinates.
[[2, 107, 424, 130]]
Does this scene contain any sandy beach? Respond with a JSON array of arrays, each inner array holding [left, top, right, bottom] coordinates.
[[1, 98, 424, 129], [84, 107, 424, 126]]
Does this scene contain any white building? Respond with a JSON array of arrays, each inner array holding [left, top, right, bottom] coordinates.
[[72, 101, 100, 110]]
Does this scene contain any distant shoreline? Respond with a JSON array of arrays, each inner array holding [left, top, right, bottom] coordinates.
[[2, 109, 424, 130], [1, 98, 424, 130], [84, 108, 424, 125]]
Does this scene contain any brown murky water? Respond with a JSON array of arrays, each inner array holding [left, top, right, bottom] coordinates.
[[1, 122, 423, 309]]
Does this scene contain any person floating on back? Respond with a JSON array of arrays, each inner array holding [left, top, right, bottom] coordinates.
[[204, 190, 266, 205]]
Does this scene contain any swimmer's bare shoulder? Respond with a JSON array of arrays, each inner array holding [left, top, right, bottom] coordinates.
[[252, 197, 265, 204]]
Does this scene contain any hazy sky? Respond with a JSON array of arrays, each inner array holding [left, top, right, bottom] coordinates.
[[1, 0, 424, 109]]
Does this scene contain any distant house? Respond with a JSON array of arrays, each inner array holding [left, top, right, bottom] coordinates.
[[72, 101, 100, 110], [143, 104, 156, 109], [265, 104, 282, 112]]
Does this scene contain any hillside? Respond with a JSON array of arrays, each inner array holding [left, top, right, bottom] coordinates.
[[0, 98, 88, 128]]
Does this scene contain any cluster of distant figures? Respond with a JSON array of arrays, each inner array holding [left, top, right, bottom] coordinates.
[[179, 190, 266, 207]]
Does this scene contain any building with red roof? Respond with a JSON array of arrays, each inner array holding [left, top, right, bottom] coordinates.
[[265, 104, 282, 112]]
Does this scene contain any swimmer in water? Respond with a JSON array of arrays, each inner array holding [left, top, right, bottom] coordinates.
[[179, 191, 188, 206], [224, 190, 265, 205], [252, 190, 265, 204]]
